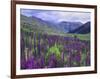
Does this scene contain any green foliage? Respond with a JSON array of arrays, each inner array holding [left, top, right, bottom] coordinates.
[[46, 43, 63, 61], [66, 33, 90, 41]]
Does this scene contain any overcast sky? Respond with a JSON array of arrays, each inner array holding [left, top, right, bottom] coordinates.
[[21, 9, 91, 23]]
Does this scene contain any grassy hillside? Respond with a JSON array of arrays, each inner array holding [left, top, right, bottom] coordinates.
[[65, 33, 90, 41], [21, 14, 90, 41]]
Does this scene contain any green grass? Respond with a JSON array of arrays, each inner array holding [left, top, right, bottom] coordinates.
[[21, 25, 90, 41], [47, 32, 90, 41], [65, 33, 90, 41]]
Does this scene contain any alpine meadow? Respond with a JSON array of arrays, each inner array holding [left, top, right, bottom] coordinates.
[[20, 9, 91, 69]]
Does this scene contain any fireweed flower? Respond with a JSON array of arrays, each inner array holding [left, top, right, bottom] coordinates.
[[48, 54, 57, 68], [21, 58, 27, 69], [21, 31, 90, 69]]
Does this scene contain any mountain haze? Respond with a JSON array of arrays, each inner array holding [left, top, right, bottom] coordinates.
[[21, 14, 90, 34]]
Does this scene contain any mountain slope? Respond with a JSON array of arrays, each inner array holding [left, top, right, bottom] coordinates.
[[58, 21, 83, 33], [21, 14, 87, 35], [69, 22, 90, 34], [21, 15, 59, 34]]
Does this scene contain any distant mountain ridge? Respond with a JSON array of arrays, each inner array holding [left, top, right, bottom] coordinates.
[[69, 22, 90, 34], [58, 21, 83, 33], [21, 14, 90, 34]]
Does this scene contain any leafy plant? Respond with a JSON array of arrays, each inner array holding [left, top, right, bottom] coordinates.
[[46, 43, 62, 60]]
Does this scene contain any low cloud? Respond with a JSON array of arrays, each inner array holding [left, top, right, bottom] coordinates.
[[21, 9, 91, 23]]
